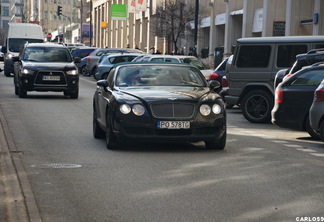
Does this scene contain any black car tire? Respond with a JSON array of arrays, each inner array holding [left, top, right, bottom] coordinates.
[[91, 67, 97, 77], [69, 86, 79, 99], [81, 65, 88, 76], [93, 107, 105, 139], [4, 67, 11, 77], [205, 129, 226, 150], [14, 83, 18, 95], [18, 83, 27, 98], [305, 116, 321, 139], [319, 121, 324, 142], [241, 90, 273, 123], [105, 114, 118, 149]]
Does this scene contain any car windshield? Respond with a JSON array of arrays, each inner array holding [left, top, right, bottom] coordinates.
[[9, 38, 43, 53], [180, 58, 207, 70], [23, 47, 72, 62], [116, 65, 207, 87]]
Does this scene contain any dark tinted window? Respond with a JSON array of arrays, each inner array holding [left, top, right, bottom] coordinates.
[[291, 69, 324, 86], [315, 44, 324, 49], [277, 45, 307, 68], [71, 48, 95, 58], [9, 38, 44, 52], [236, 45, 271, 68]]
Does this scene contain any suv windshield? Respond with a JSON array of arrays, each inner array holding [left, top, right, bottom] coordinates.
[[23, 47, 73, 62], [9, 38, 44, 53]]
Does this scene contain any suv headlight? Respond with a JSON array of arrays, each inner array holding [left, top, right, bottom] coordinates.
[[22, 69, 35, 74], [7, 53, 14, 59], [66, 69, 78, 75]]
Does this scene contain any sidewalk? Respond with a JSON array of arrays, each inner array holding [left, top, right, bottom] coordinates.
[[0, 104, 41, 222]]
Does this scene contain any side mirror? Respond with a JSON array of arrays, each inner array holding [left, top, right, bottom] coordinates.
[[74, 57, 81, 63], [1, 46, 7, 53], [97, 79, 109, 88], [209, 80, 221, 90]]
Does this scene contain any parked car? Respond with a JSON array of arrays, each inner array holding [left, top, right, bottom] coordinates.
[[71, 46, 97, 58], [132, 55, 213, 79], [309, 79, 324, 142], [225, 36, 324, 123], [86, 48, 144, 76], [208, 57, 229, 83], [271, 63, 324, 138], [12, 43, 80, 98], [274, 48, 324, 88], [94, 53, 142, 80], [77, 57, 88, 75], [93, 62, 226, 150]]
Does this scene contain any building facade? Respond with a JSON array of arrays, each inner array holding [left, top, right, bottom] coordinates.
[[92, 0, 324, 68]]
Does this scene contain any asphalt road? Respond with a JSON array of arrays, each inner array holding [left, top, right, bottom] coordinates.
[[0, 72, 323, 222]]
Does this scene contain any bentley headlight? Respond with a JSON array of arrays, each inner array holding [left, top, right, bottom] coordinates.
[[22, 69, 35, 74], [200, 104, 211, 116], [120, 104, 131, 114], [132, 104, 145, 116], [212, 104, 222, 114], [66, 69, 78, 75]]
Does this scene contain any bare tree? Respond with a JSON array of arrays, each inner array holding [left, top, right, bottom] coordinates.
[[155, 0, 197, 54]]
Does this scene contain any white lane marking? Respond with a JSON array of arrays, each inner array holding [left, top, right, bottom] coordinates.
[[272, 140, 289, 143], [284, 144, 303, 148], [310, 153, 324, 157], [296, 148, 317, 152]]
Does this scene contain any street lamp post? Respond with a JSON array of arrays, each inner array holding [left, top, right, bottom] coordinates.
[[194, 0, 199, 56]]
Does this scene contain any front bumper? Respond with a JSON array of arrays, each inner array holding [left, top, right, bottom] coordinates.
[[112, 116, 226, 142], [20, 73, 79, 92]]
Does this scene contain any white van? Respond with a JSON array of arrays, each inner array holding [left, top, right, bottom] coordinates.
[[1, 23, 44, 76]]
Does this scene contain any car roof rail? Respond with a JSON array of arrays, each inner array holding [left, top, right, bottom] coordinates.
[[311, 61, 324, 67], [307, 48, 324, 54]]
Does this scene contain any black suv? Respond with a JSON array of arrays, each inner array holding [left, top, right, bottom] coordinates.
[[12, 43, 80, 98], [274, 49, 324, 87]]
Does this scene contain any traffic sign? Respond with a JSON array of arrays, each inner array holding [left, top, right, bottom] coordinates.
[[47, 33, 52, 40]]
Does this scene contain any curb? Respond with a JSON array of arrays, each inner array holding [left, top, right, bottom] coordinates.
[[0, 104, 42, 222]]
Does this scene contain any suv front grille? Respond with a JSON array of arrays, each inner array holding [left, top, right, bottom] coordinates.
[[35, 71, 67, 85], [150, 103, 195, 119]]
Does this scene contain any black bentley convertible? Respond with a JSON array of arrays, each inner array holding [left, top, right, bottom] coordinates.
[[93, 62, 226, 150]]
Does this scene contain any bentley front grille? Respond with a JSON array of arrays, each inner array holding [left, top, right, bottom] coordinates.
[[150, 103, 195, 119]]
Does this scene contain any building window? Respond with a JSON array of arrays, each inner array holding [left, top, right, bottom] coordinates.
[[2, 20, 9, 28], [1, 0, 10, 3], [2, 6, 9, 16]]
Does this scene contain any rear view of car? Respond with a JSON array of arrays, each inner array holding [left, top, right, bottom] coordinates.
[[272, 63, 324, 138], [309, 79, 324, 141], [94, 54, 141, 80]]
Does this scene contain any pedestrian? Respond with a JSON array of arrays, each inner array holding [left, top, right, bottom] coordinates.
[[154, 49, 162, 54], [149, 47, 155, 54], [178, 47, 184, 55], [135, 45, 140, 50], [126, 44, 130, 48]]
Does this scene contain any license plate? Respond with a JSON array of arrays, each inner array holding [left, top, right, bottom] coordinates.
[[157, 121, 190, 129], [43, 76, 60, 81]]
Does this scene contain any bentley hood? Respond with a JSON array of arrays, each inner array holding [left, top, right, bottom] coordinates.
[[117, 86, 218, 103]]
